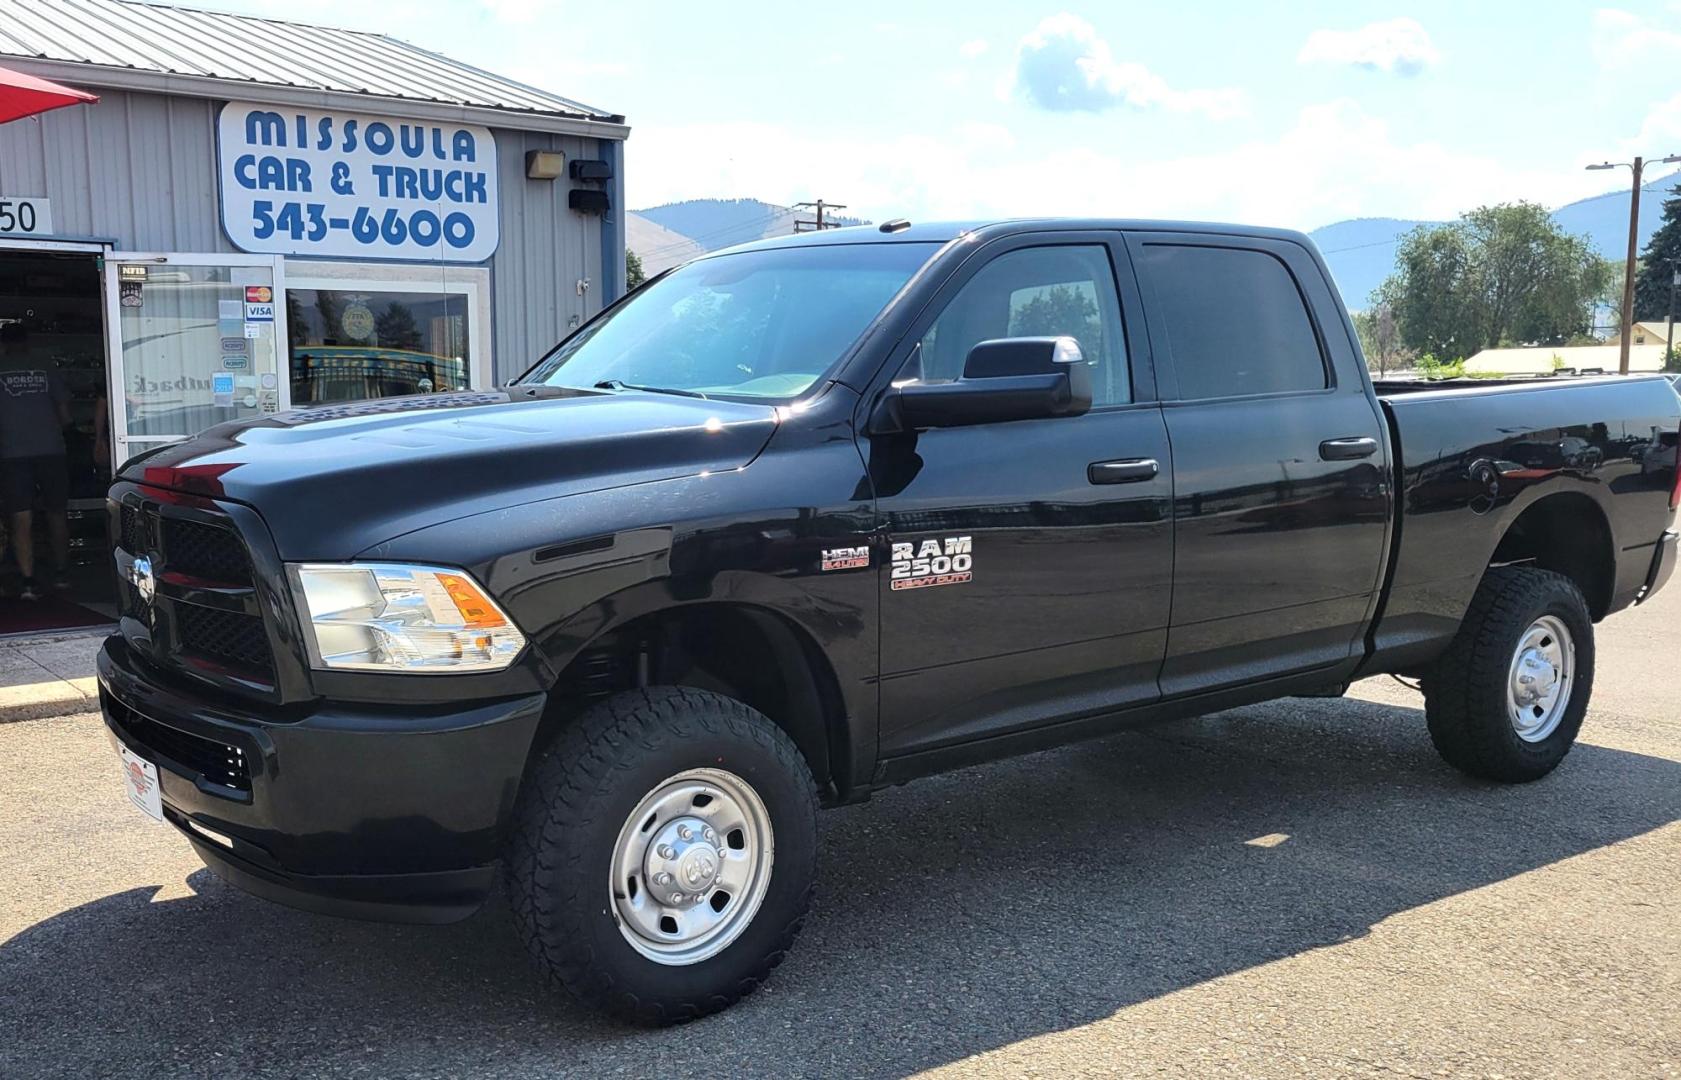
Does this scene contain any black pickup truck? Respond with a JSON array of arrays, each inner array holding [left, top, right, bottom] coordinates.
[[99, 219, 1680, 1023]]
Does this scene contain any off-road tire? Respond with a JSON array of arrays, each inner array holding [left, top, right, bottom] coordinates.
[[1422, 566, 1594, 783], [505, 687, 818, 1025]]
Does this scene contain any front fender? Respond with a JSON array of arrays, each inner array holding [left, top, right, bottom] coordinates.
[[362, 436, 882, 754]]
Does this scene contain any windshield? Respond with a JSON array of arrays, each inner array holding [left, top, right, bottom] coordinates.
[[521, 242, 937, 400]]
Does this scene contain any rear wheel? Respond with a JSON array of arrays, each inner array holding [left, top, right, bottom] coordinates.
[[1423, 567, 1594, 782], [506, 687, 817, 1024]]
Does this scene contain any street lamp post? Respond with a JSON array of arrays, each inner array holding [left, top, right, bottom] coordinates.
[[1669, 265, 1678, 366], [1587, 153, 1681, 374]]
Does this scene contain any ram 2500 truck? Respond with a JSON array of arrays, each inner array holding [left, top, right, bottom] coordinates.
[[99, 220, 1680, 1024]]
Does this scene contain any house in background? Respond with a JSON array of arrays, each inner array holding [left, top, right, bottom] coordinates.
[[1463, 343, 1669, 375], [1605, 321, 1677, 348]]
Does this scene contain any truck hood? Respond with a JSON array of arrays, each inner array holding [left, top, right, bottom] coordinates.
[[122, 387, 781, 559]]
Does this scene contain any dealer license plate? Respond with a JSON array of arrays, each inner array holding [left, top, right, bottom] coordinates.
[[117, 742, 164, 823]]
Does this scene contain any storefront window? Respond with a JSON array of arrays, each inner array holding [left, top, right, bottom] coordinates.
[[285, 288, 472, 403], [111, 259, 288, 441]]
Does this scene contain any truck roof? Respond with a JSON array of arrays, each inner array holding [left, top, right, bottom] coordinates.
[[717, 218, 1318, 255]]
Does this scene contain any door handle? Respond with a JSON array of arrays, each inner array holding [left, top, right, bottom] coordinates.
[[1088, 458, 1159, 484], [1319, 437, 1379, 461]]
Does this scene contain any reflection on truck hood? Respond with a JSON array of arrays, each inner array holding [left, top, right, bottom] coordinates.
[[121, 386, 781, 559]]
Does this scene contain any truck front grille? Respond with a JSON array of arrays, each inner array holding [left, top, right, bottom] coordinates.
[[118, 578, 149, 622], [175, 603, 273, 679], [159, 517, 253, 585], [112, 494, 278, 692], [119, 504, 150, 555]]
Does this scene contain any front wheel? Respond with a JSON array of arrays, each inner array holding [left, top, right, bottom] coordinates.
[[505, 687, 817, 1025], [1422, 567, 1595, 783]]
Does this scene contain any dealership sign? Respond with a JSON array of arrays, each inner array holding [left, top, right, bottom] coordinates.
[[217, 102, 499, 263]]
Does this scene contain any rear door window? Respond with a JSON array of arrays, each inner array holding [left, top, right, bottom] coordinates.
[[1138, 244, 1326, 400]]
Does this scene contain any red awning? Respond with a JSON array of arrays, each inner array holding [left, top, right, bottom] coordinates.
[[0, 64, 98, 124]]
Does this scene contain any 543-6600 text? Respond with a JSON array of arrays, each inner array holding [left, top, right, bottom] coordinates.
[[250, 200, 478, 250]]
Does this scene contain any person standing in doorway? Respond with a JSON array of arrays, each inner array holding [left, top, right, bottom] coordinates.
[[0, 323, 73, 600]]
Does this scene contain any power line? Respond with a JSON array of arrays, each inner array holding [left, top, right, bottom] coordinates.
[[631, 206, 796, 260], [792, 199, 847, 233], [632, 206, 793, 256], [632, 198, 860, 263], [1320, 236, 1405, 255], [633, 210, 785, 258]]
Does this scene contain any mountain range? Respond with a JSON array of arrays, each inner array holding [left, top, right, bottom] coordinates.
[[627, 198, 869, 273], [628, 178, 1681, 307]]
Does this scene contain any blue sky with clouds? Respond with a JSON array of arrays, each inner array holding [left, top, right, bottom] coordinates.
[[199, 0, 1681, 230]]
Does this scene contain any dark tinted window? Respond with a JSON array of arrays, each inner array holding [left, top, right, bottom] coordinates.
[[525, 243, 935, 401], [913, 245, 1130, 406], [1140, 244, 1325, 400]]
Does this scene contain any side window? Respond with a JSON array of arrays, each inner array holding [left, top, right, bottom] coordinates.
[[914, 245, 1131, 406], [1138, 244, 1326, 400]]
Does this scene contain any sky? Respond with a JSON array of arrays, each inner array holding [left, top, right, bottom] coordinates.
[[195, 0, 1681, 231]]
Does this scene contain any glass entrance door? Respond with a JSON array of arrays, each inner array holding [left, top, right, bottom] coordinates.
[[102, 254, 290, 464]]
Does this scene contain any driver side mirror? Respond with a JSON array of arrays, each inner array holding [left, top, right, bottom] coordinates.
[[872, 337, 1093, 433]]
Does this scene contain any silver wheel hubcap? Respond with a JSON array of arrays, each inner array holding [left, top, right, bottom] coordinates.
[[609, 768, 773, 965], [1506, 615, 1574, 743]]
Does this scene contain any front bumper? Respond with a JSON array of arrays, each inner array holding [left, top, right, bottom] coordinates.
[[98, 635, 546, 924], [1638, 529, 1679, 604]]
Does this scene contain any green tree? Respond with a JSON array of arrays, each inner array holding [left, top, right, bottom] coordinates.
[[1634, 183, 1681, 322], [1010, 284, 1105, 361], [374, 302, 423, 353], [1352, 303, 1405, 375], [1375, 202, 1611, 358], [313, 290, 343, 344], [286, 291, 309, 351], [626, 249, 647, 290]]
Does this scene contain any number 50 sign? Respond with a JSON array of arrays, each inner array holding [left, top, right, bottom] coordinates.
[[0, 197, 52, 237]]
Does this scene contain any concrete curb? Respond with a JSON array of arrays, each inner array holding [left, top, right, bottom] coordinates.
[[0, 676, 99, 722], [0, 628, 106, 724]]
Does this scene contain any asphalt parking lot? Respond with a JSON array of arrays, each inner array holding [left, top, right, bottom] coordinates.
[[3, 588, 1678, 1079]]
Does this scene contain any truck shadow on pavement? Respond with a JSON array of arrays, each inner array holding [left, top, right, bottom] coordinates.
[[4, 695, 1679, 1078]]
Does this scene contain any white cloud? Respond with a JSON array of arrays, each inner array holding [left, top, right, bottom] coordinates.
[[1010, 13, 1246, 119], [1297, 18, 1442, 76], [959, 39, 989, 59], [1592, 8, 1681, 67], [626, 101, 1611, 237], [1628, 93, 1681, 154], [1591, 10, 1681, 160]]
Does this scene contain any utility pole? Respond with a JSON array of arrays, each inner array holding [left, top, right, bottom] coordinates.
[[1621, 157, 1643, 375], [792, 199, 847, 233], [1587, 152, 1681, 374], [1668, 265, 1678, 365]]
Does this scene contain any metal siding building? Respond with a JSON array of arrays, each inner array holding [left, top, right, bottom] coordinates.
[[0, 0, 627, 631], [0, 0, 629, 384]]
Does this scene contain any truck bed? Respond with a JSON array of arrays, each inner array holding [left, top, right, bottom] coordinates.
[[1363, 373, 1680, 675], [1372, 373, 1663, 396]]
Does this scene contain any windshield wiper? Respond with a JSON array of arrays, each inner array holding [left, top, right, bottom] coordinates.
[[592, 379, 709, 400]]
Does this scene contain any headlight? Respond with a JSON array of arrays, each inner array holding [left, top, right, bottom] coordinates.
[[290, 563, 526, 673]]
